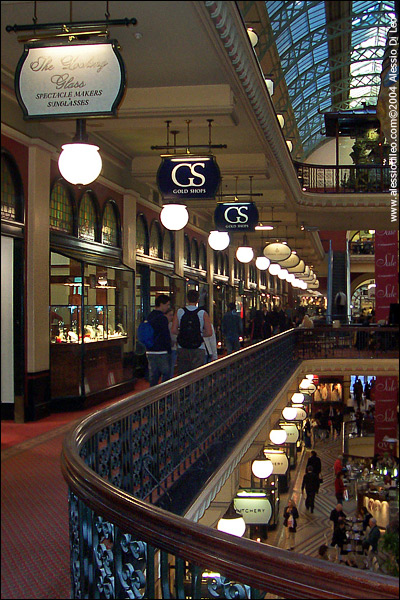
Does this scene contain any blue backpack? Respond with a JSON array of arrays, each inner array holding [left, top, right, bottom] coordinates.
[[137, 320, 154, 350]]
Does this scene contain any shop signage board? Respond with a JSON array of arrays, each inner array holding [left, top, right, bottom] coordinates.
[[374, 230, 399, 322], [234, 495, 272, 524], [157, 155, 221, 201], [280, 423, 299, 443], [263, 242, 291, 262], [15, 40, 126, 119], [214, 202, 259, 231], [263, 450, 289, 474], [374, 375, 398, 457]]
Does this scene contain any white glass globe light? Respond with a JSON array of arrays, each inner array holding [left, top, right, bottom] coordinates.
[[255, 256, 271, 270], [278, 268, 289, 280], [252, 458, 273, 479], [291, 392, 305, 404], [58, 143, 102, 185], [269, 428, 287, 445], [160, 204, 189, 231], [265, 78, 274, 96], [291, 278, 301, 288], [306, 374, 314, 381], [208, 231, 230, 251], [282, 406, 298, 421], [236, 245, 254, 263], [286, 273, 295, 283], [277, 114, 285, 128], [247, 28, 258, 47], [268, 263, 281, 276], [286, 140, 293, 152], [217, 513, 246, 537]]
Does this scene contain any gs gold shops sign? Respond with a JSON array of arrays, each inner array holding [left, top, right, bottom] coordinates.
[[156, 156, 221, 201], [214, 202, 259, 232]]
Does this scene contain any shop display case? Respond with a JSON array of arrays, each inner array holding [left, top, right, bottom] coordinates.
[[50, 252, 134, 401]]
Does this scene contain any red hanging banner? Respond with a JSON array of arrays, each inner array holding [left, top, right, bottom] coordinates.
[[374, 376, 398, 458], [374, 230, 399, 323]]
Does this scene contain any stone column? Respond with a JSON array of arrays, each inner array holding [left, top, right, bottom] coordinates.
[[26, 142, 52, 420]]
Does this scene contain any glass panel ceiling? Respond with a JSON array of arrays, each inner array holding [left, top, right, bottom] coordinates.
[[265, 0, 396, 156]]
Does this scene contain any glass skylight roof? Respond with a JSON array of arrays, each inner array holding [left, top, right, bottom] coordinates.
[[265, 0, 395, 156]]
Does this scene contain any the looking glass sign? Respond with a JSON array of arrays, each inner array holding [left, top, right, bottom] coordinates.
[[214, 202, 259, 231], [157, 155, 221, 201], [15, 40, 126, 119]]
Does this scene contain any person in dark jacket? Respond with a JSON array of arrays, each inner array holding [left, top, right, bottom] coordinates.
[[145, 294, 172, 387], [221, 302, 243, 354], [283, 499, 299, 550], [329, 504, 346, 528], [331, 520, 348, 551], [301, 466, 320, 513], [306, 450, 322, 491]]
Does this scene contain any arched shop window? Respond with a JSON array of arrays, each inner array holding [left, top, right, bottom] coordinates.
[[199, 243, 207, 270], [101, 200, 120, 247], [218, 252, 224, 275], [50, 180, 74, 234], [260, 271, 267, 287], [136, 214, 149, 255], [224, 254, 229, 277], [78, 191, 98, 242], [184, 234, 191, 266], [191, 238, 199, 268], [163, 229, 174, 262], [149, 220, 162, 258], [1, 149, 24, 222]]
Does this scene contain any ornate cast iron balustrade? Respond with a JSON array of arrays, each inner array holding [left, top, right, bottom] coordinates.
[[295, 327, 398, 360], [61, 330, 399, 600], [294, 161, 390, 194]]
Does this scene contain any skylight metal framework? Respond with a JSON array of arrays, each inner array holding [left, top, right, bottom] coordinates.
[[263, 0, 395, 157]]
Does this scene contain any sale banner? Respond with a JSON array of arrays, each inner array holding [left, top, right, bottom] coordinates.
[[374, 230, 399, 323], [374, 376, 398, 457]]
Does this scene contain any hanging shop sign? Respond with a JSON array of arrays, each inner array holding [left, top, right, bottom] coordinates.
[[214, 202, 259, 232], [234, 492, 272, 524], [157, 155, 221, 201], [15, 39, 126, 119], [263, 242, 291, 262], [280, 423, 299, 443], [277, 253, 300, 268], [263, 450, 289, 474]]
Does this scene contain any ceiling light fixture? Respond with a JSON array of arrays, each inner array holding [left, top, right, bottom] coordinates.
[[208, 230, 230, 251], [236, 235, 254, 263], [160, 204, 189, 231], [58, 119, 102, 185]]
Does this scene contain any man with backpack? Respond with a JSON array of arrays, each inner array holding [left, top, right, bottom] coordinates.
[[171, 289, 212, 375], [142, 294, 172, 387]]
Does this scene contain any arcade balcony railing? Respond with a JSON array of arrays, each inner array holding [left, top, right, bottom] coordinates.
[[294, 161, 390, 194], [61, 327, 399, 600]]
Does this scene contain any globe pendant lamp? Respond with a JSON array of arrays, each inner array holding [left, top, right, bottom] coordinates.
[[299, 378, 316, 393], [217, 503, 246, 537], [278, 268, 289, 280], [58, 119, 102, 186], [268, 262, 281, 276], [160, 204, 189, 231], [236, 235, 254, 263], [256, 255, 271, 270], [269, 428, 287, 445], [208, 230, 230, 251], [291, 392, 305, 404], [282, 406, 298, 421], [252, 457, 273, 479]]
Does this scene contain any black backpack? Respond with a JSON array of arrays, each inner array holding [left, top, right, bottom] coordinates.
[[177, 307, 203, 349]]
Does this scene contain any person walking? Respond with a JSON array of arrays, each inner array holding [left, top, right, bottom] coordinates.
[[283, 499, 299, 550], [307, 450, 322, 489], [301, 466, 320, 513], [303, 418, 312, 449], [171, 289, 212, 375], [334, 455, 343, 476], [166, 308, 178, 379], [334, 471, 346, 504], [144, 294, 172, 387], [204, 323, 218, 363], [221, 302, 243, 354], [353, 377, 363, 411]]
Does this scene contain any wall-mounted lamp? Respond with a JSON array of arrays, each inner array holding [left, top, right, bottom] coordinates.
[[269, 428, 287, 445], [160, 204, 189, 231], [251, 457, 273, 479], [58, 119, 102, 185]]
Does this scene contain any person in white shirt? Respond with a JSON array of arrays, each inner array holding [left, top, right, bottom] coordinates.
[[204, 324, 218, 363]]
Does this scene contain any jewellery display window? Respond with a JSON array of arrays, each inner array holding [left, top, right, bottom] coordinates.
[[50, 252, 134, 400]]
